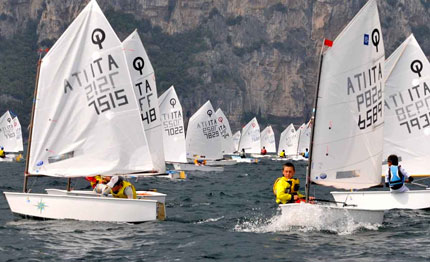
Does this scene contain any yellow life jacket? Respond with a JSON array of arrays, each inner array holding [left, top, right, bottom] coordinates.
[[0, 149, 4, 157], [111, 180, 137, 199], [273, 177, 300, 195], [279, 151, 285, 157]]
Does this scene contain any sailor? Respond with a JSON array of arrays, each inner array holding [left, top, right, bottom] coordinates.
[[194, 158, 206, 166], [386, 154, 413, 193], [239, 148, 246, 158], [101, 176, 137, 199], [85, 175, 109, 189], [304, 148, 309, 159], [0, 146, 5, 158], [273, 162, 305, 204], [279, 149, 286, 158], [261, 146, 267, 155]]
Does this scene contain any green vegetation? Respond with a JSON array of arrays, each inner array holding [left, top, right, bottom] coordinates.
[[106, 9, 209, 94], [0, 21, 39, 138]]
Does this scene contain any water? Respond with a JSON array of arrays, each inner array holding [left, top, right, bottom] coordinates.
[[1, 160, 429, 261]]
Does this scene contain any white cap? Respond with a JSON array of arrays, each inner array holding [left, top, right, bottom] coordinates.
[[106, 176, 119, 188]]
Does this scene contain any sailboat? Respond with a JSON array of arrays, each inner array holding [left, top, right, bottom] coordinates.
[[204, 108, 237, 166], [4, 0, 166, 222], [233, 117, 259, 163], [331, 34, 430, 210], [232, 130, 241, 153], [0, 110, 23, 162], [296, 121, 311, 158], [251, 125, 276, 158], [280, 0, 385, 224], [176, 100, 224, 171], [273, 123, 298, 161]]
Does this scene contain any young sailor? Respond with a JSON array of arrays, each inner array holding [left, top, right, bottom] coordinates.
[[0, 146, 5, 158], [279, 149, 286, 158], [304, 148, 309, 159], [386, 154, 413, 193], [101, 176, 137, 199], [261, 146, 267, 155], [273, 162, 305, 204], [239, 148, 246, 158]]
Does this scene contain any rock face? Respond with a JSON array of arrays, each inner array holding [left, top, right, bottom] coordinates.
[[0, 0, 428, 136]]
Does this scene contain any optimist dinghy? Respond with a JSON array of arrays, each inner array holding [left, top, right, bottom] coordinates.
[[281, 0, 386, 225], [4, 0, 166, 223], [331, 34, 430, 210]]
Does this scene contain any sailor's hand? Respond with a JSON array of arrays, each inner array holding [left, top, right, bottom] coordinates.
[[293, 195, 299, 200], [309, 196, 315, 200]]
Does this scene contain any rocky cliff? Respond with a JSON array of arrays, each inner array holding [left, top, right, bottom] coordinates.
[[0, 0, 428, 136]]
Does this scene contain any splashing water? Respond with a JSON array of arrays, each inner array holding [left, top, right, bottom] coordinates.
[[234, 204, 381, 235]]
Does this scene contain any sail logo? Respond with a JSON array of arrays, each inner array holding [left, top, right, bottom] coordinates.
[[170, 98, 177, 108], [91, 28, 106, 50], [363, 34, 369, 45], [411, 60, 423, 77], [133, 57, 145, 75], [64, 53, 129, 115]]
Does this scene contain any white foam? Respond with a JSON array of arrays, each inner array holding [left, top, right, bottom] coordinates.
[[234, 205, 380, 235]]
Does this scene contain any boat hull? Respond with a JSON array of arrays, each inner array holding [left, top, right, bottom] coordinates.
[[205, 159, 237, 166], [4, 192, 165, 222], [280, 203, 384, 225], [331, 190, 430, 210], [45, 189, 167, 204], [173, 163, 224, 172]]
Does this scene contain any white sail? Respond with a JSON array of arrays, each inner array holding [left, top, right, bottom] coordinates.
[[11, 112, 23, 152], [186, 101, 222, 160], [278, 124, 298, 156], [383, 34, 430, 175], [0, 111, 21, 152], [238, 117, 260, 154], [232, 131, 241, 153], [29, 0, 154, 177], [310, 0, 385, 189], [158, 86, 187, 163], [122, 30, 165, 173], [297, 121, 311, 155], [215, 108, 235, 154], [260, 126, 276, 153]]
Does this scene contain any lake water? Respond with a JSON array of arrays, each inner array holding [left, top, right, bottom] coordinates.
[[1, 159, 429, 261]]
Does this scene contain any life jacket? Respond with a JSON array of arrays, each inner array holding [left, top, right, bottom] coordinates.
[[279, 151, 285, 158], [388, 165, 405, 190], [111, 180, 137, 199], [0, 149, 5, 158], [261, 149, 267, 155], [304, 151, 309, 158], [273, 177, 300, 203]]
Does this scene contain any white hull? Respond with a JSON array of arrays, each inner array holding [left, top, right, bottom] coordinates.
[[231, 156, 258, 163], [4, 192, 165, 222], [45, 189, 166, 204], [280, 203, 384, 225], [0, 157, 14, 162], [331, 190, 430, 210], [205, 159, 237, 166], [271, 155, 308, 161], [173, 163, 224, 172], [250, 154, 273, 159]]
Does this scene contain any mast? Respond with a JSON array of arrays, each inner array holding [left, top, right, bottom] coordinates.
[[23, 50, 43, 193], [305, 40, 326, 202]]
